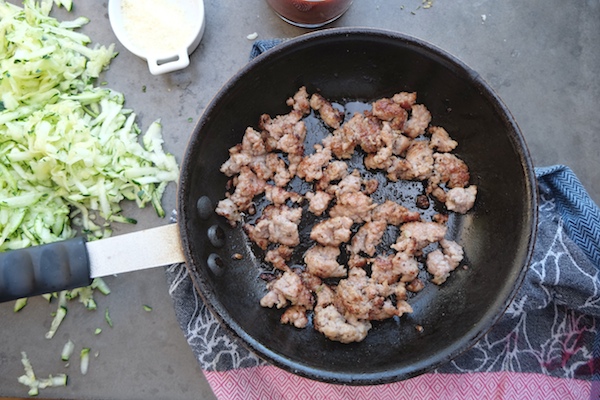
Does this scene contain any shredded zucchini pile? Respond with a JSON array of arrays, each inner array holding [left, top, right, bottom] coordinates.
[[2, 1, 180, 393], [0, 0, 179, 251]]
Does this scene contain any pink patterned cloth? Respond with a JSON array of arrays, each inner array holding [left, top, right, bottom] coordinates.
[[204, 367, 590, 400]]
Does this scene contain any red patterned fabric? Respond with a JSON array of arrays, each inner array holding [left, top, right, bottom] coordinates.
[[204, 366, 590, 400]]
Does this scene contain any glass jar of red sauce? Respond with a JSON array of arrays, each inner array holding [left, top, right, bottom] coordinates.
[[265, 0, 352, 28]]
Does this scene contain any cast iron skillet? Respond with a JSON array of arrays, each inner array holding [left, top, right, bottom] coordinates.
[[179, 28, 538, 385]]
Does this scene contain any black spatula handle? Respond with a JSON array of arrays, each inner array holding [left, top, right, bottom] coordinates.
[[0, 238, 91, 303]]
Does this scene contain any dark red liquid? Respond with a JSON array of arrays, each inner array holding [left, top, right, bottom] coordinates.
[[266, 0, 352, 27]]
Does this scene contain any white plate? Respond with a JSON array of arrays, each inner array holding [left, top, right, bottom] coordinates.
[[108, 0, 205, 75]]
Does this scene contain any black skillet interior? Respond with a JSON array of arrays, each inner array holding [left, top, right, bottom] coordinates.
[[178, 28, 538, 385]]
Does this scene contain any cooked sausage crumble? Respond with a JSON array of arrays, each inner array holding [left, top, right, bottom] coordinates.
[[216, 87, 477, 343]]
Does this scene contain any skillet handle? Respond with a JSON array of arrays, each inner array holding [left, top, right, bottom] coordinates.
[[0, 237, 91, 303]]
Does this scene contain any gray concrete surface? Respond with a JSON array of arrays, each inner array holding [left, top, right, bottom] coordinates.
[[0, 0, 598, 399]]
